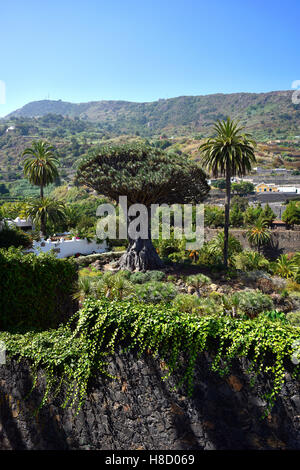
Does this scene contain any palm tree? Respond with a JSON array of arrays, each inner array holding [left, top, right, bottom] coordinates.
[[22, 140, 59, 199], [26, 198, 66, 237], [199, 118, 256, 268], [246, 220, 271, 253]]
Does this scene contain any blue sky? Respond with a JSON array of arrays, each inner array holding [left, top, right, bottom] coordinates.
[[1, 0, 300, 116]]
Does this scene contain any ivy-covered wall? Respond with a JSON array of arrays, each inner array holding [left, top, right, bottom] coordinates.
[[0, 352, 299, 450]]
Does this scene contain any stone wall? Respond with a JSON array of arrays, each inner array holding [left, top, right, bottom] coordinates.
[[205, 228, 300, 258], [0, 352, 299, 450]]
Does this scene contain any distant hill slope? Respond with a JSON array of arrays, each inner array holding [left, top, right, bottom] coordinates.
[[5, 90, 300, 139]]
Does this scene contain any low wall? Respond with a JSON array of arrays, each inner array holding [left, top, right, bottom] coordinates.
[[0, 352, 299, 450], [25, 237, 107, 259], [205, 228, 300, 258]]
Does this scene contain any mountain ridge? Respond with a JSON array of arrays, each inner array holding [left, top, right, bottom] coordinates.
[[5, 89, 293, 118], [4, 90, 299, 140]]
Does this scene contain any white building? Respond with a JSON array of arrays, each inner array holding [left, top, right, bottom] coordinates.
[[5, 217, 34, 231], [277, 186, 300, 193]]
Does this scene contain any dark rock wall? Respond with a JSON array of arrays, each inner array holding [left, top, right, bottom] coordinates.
[[0, 352, 299, 450], [205, 228, 300, 257]]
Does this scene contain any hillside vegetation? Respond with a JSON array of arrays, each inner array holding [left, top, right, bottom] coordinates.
[[1, 90, 300, 197], [5, 90, 300, 139]]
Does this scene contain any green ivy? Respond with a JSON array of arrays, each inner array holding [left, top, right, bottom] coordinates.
[[0, 297, 299, 415]]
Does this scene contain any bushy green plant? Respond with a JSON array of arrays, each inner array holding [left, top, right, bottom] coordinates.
[[196, 242, 224, 268], [231, 289, 274, 318], [118, 269, 132, 280], [282, 201, 300, 226], [135, 281, 177, 304], [205, 232, 242, 265], [74, 276, 96, 304], [286, 311, 300, 327], [185, 274, 211, 296], [172, 294, 201, 314], [260, 310, 287, 323], [271, 255, 298, 280], [0, 224, 32, 249], [167, 251, 191, 264], [233, 251, 270, 272], [129, 271, 150, 284], [96, 272, 135, 301], [147, 270, 165, 282]]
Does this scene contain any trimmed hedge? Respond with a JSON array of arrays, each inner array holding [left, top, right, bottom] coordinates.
[[0, 248, 77, 331]]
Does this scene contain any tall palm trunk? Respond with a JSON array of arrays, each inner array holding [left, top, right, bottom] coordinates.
[[40, 184, 46, 237], [223, 167, 231, 268]]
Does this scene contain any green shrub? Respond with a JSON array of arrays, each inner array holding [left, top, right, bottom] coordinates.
[[130, 272, 150, 284], [0, 225, 32, 249], [260, 310, 287, 323], [118, 269, 132, 280], [286, 311, 300, 327], [185, 274, 211, 296], [95, 272, 135, 301], [231, 289, 274, 318], [233, 251, 270, 272], [135, 281, 177, 304], [79, 267, 102, 279], [168, 251, 191, 264], [147, 270, 165, 282], [172, 294, 201, 314], [0, 247, 77, 330]]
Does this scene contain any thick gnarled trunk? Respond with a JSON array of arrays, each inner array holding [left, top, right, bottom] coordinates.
[[118, 237, 164, 271], [118, 210, 164, 271]]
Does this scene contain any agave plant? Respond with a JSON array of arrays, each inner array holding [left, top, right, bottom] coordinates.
[[73, 277, 96, 304], [95, 272, 135, 301], [272, 255, 298, 280]]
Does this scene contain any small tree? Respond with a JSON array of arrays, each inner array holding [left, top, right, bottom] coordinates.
[[282, 201, 300, 227], [76, 143, 210, 271], [231, 181, 255, 195], [260, 203, 276, 227]]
